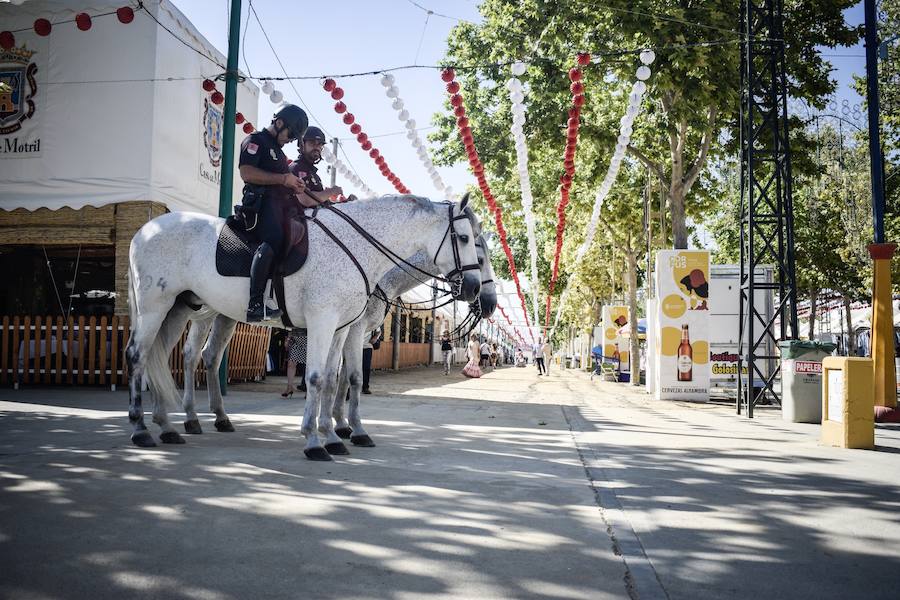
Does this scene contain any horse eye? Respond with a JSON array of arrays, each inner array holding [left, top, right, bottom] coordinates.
[[459, 234, 469, 243]]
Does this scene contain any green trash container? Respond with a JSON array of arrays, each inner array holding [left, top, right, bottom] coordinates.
[[778, 340, 837, 423]]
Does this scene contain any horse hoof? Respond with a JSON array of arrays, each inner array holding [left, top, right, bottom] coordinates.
[[131, 431, 157, 448], [335, 427, 353, 439], [304, 447, 333, 461], [183, 419, 203, 434], [160, 431, 186, 444], [325, 441, 350, 455], [350, 435, 376, 447], [214, 418, 235, 432]]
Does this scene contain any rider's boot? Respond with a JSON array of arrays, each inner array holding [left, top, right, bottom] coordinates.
[[247, 242, 282, 323]]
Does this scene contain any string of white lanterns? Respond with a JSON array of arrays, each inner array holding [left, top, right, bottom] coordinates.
[[321, 145, 378, 198], [507, 61, 542, 325], [260, 80, 286, 105], [380, 72, 456, 201], [551, 50, 655, 330], [574, 49, 655, 264]]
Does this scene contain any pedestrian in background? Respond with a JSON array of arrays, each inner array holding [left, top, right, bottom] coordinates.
[[362, 328, 380, 395], [440, 330, 453, 375], [463, 333, 482, 378], [542, 338, 552, 375], [282, 329, 306, 397], [533, 338, 546, 376]]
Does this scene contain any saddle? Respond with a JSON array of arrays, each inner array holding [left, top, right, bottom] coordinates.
[[216, 215, 309, 326]]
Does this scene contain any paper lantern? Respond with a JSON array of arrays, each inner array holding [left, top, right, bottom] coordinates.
[[405, 119, 417, 130], [361, 140, 372, 151], [568, 68, 582, 82], [202, 79, 216, 92], [116, 6, 135, 24], [386, 86, 399, 98], [397, 109, 409, 121], [457, 116, 469, 129], [34, 19, 52, 36], [235, 112, 245, 124], [577, 52, 591, 66], [261, 81, 274, 95], [75, 13, 92, 31], [640, 49, 656, 65], [454, 106, 466, 118], [350, 123, 362, 135], [450, 94, 463, 108], [375, 156, 385, 165], [570, 81, 584, 95], [331, 87, 344, 100], [323, 78, 336, 92], [334, 101, 347, 114], [269, 90, 283, 103], [243, 122, 254, 134], [369, 149, 380, 159], [636, 66, 651, 81], [446, 81, 460, 94], [357, 133, 368, 144], [573, 94, 585, 107], [441, 68, 455, 82], [511, 61, 526, 76], [380, 73, 395, 87], [211, 91, 224, 105], [0, 31, 13, 50]]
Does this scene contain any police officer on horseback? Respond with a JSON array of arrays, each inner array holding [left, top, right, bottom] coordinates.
[[289, 126, 352, 203], [238, 103, 319, 322]]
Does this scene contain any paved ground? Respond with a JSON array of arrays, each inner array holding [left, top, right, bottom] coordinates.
[[1, 364, 899, 599]]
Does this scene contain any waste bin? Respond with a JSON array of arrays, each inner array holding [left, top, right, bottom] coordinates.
[[778, 340, 837, 423]]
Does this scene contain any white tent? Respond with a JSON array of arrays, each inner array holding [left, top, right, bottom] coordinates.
[[0, 0, 258, 215]]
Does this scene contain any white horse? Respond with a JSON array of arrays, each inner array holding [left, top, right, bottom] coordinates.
[[177, 230, 496, 451], [330, 231, 498, 446], [126, 195, 482, 460]]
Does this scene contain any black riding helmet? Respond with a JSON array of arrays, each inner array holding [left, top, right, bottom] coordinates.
[[272, 104, 308, 140], [302, 126, 327, 144]]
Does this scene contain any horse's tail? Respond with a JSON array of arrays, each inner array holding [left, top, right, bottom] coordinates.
[[144, 306, 187, 413]]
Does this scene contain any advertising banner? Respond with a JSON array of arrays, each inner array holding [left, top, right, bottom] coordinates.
[[653, 250, 710, 400], [601, 305, 629, 373]]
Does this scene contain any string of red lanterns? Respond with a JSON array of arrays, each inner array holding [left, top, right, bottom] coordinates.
[[441, 67, 533, 340], [497, 305, 526, 344], [321, 78, 410, 194], [200, 78, 254, 134], [1, 6, 135, 50], [545, 52, 590, 330]]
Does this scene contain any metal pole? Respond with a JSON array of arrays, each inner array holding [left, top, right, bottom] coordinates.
[[392, 304, 401, 370], [217, 0, 243, 395], [865, 0, 886, 243], [429, 285, 437, 365], [329, 137, 339, 188]]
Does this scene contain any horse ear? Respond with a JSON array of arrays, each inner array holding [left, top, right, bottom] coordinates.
[[459, 193, 470, 211]]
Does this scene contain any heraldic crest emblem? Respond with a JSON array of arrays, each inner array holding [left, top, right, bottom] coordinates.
[[0, 45, 38, 136], [203, 96, 223, 168]]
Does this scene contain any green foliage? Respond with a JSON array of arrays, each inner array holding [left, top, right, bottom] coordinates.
[[432, 0, 861, 333]]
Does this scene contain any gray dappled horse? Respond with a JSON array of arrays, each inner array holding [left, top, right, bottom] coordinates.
[[126, 195, 481, 460]]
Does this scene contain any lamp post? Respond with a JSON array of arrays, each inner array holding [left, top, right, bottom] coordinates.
[[217, 0, 243, 395], [864, 0, 898, 419]]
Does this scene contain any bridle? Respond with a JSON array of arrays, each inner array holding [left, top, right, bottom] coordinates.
[[433, 202, 482, 295]]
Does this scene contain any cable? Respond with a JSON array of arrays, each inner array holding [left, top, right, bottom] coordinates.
[[338, 126, 436, 142], [581, 0, 741, 37], [240, 0, 253, 78], [404, 0, 472, 23], [140, 2, 226, 69], [413, 10, 431, 66]]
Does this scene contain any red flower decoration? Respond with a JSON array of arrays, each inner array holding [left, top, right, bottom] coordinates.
[[33, 19, 52, 37], [117, 7, 135, 24], [75, 13, 92, 31]]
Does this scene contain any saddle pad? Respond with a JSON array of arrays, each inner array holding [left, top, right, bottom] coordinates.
[[215, 216, 308, 278]]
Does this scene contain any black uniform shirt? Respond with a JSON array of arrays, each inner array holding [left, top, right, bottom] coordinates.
[[289, 155, 324, 192], [239, 129, 289, 192]]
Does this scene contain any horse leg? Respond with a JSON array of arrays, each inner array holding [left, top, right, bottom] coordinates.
[[127, 301, 176, 448], [203, 315, 239, 432], [182, 315, 214, 434], [149, 303, 194, 444], [343, 340, 374, 447], [333, 357, 352, 439], [301, 317, 341, 461], [320, 333, 351, 455]]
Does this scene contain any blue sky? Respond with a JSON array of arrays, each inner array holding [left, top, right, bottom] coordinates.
[[172, 0, 874, 200]]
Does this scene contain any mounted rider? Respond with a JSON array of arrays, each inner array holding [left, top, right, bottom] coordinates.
[[238, 104, 319, 322], [289, 125, 353, 203]]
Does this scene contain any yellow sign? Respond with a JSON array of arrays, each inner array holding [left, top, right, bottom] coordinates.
[[602, 306, 629, 372]]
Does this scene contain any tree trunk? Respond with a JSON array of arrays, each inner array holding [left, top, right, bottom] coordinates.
[[626, 246, 641, 386], [843, 295, 855, 355], [808, 288, 818, 340], [670, 187, 687, 249]]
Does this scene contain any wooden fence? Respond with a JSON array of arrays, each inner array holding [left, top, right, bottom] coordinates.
[[0, 315, 271, 389], [371, 341, 430, 370]]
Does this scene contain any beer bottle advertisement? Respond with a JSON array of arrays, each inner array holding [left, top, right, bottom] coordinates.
[[601, 305, 630, 375], [652, 250, 710, 400]]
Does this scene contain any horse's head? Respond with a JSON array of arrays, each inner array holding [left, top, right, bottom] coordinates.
[[434, 194, 481, 303], [474, 233, 497, 319]]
